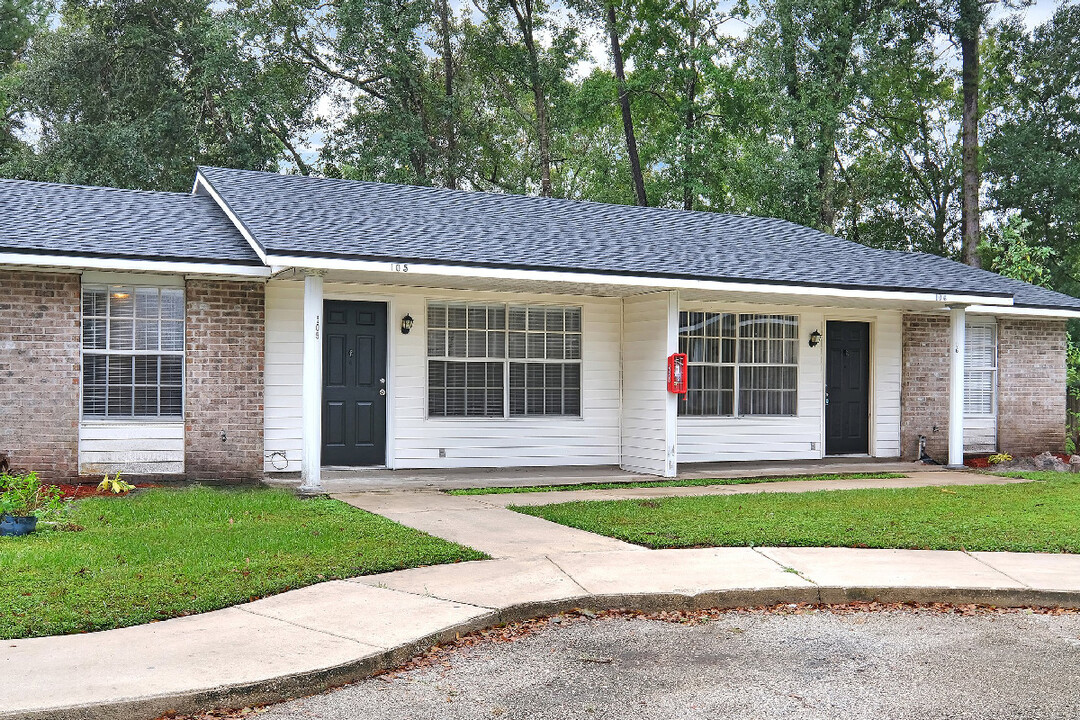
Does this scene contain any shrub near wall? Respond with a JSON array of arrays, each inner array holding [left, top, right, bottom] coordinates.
[[0, 271, 80, 480]]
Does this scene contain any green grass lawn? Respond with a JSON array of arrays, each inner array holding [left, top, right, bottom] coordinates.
[[512, 471, 1080, 553], [447, 472, 906, 496], [0, 486, 485, 640]]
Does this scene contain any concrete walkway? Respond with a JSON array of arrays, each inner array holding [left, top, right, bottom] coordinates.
[[336, 471, 1025, 556], [270, 458, 938, 493], [2, 469, 1069, 720]]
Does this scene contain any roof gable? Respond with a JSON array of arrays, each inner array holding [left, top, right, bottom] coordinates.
[[196, 166, 1080, 311], [0, 177, 261, 266]]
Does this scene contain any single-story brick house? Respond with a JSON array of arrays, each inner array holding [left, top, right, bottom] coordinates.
[[2, 167, 1078, 485]]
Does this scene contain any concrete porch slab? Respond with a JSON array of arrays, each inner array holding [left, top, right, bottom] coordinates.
[[241, 581, 492, 647], [757, 547, 1025, 589], [353, 557, 590, 609], [268, 458, 936, 493]]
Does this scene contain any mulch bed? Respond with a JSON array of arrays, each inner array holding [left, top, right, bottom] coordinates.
[[50, 483, 160, 500]]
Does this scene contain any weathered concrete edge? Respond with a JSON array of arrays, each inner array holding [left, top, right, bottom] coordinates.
[[9, 585, 1080, 720]]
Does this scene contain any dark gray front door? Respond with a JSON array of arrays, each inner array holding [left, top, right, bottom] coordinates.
[[825, 321, 870, 455], [322, 301, 387, 466]]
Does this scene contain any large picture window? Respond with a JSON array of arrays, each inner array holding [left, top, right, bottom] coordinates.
[[964, 321, 997, 416], [82, 285, 184, 418], [678, 312, 798, 417], [427, 301, 582, 418]]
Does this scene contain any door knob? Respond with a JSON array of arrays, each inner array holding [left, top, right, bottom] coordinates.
[[379, 389, 386, 396], [379, 378, 386, 384]]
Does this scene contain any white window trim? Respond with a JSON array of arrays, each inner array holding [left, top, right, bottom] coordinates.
[[425, 300, 584, 420], [81, 283, 186, 422], [679, 311, 800, 418]]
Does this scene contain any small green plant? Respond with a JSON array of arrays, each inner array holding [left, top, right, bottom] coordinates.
[[988, 453, 1014, 465], [0, 472, 64, 519], [97, 472, 135, 494]]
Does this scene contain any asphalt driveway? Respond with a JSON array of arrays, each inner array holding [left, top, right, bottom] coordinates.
[[256, 607, 1080, 720]]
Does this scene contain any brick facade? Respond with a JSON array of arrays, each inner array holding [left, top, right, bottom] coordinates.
[[184, 280, 265, 483], [0, 270, 81, 480], [900, 313, 1067, 460], [997, 318, 1067, 455], [899, 314, 952, 460]]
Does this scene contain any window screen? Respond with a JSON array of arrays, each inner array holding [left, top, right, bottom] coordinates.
[[427, 302, 582, 418], [964, 322, 997, 416], [82, 285, 184, 418], [678, 311, 798, 417]]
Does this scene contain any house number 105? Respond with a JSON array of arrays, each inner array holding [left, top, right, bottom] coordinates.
[[390, 263, 409, 273]]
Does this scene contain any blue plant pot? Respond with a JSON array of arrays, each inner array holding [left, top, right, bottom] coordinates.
[[0, 515, 37, 537]]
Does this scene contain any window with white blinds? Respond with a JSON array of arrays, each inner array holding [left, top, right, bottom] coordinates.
[[964, 321, 997, 416], [427, 301, 582, 418], [82, 285, 185, 418], [678, 312, 799, 417]]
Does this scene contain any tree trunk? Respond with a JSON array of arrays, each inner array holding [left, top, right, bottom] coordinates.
[[959, 0, 982, 267], [606, 0, 646, 206], [437, 0, 458, 190], [510, 0, 553, 197]]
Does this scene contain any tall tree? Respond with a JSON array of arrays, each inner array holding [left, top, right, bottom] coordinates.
[[956, 0, 987, 266], [604, 0, 646, 205], [754, 0, 916, 231], [839, 9, 962, 256], [9, 0, 314, 190], [468, 0, 581, 197], [0, 0, 48, 165], [984, 5, 1080, 296]]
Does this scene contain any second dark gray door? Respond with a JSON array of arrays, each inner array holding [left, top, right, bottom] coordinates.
[[825, 321, 870, 455], [322, 301, 387, 466]]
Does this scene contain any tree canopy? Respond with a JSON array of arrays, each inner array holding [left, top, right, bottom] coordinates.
[[0, 0, 1078, 295]]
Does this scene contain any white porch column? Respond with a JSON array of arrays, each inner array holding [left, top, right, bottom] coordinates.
[[948, 305, 967, 468], [300, 270, 326, 493], [619, 290, 679, 477]]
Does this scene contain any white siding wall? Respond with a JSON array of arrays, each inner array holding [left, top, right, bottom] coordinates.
[[78, 422, 184, 475], [263, 281, 623, 471], [677, 303, 903, 462], [620, 291, 678, 476]]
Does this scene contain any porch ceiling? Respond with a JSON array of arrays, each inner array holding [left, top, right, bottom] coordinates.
[[271, 267, 958, 313]]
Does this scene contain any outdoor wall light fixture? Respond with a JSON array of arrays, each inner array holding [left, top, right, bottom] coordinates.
[[809, 330, 822, 347], [401, 313, 414, 335]]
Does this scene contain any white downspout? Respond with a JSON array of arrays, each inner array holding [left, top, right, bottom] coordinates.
[[948, 306, 967, 468], [300, 270, 326, 493]]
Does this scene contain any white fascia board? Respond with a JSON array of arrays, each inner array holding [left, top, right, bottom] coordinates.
[[264, 254, 1015, 307], [967, 304, 1080, 319], [191, 171, 269, 265], [0, 252, 271, 278]]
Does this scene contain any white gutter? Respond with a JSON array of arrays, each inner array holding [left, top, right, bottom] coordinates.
[[262, 254, 1016, 307], [0, 252, 271, 278], [192, 171, 269, 265], [966, 304, 1080, 319]]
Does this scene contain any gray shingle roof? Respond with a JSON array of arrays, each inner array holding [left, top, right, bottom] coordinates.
[[0, 177, 261, 266], [197, 166, 1080, 311]]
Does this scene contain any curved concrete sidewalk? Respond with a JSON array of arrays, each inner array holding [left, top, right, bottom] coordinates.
[[1, 470, 1068, 720], [6, 546, 1080, 720]]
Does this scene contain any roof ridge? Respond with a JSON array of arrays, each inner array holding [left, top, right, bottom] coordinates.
[[0, 176, 195, 199]]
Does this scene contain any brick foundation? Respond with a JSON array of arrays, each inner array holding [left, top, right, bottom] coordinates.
[[185, 280, 265, 483], [0, 270, 81, 480], [900, 313, 1067, 461], [997, 318, 1066, 455]]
